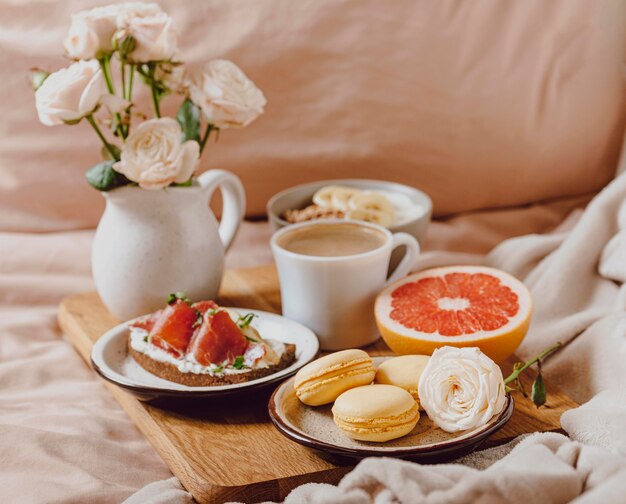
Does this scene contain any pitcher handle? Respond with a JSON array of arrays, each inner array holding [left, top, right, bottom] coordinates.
[[197, 170, 246, 251], [385, 232, 420, 285]]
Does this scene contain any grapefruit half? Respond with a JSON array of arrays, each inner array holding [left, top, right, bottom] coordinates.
[[375, 266, 532, 363]]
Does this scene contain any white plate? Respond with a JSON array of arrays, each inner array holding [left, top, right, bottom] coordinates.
[[91, 308, 319, 401]]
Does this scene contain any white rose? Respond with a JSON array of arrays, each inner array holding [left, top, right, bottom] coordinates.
[[418, 346, 506, 433], [186, 60, 266, 128], [120, 6, 178, 63], [114, 118, 199, 190], [116, 2, 163, 19], [156, 63, 186, 94], [64, 3, 169, 61], [35, 60, 107, 126], [63, 5, 119, 59]]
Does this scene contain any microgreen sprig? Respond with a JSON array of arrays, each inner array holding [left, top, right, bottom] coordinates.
[[167, 292, 191, 305], [232, 356, 247, 370], [237, 313, 257, 329]]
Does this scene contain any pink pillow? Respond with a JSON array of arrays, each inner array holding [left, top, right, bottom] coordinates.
[[1, 0, 624, 231]]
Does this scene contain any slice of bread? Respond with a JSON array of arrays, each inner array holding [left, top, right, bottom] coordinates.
[[128, 338, 297, 386]]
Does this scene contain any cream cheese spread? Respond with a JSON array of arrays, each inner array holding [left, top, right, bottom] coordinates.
[[129, 311, 286, 376]]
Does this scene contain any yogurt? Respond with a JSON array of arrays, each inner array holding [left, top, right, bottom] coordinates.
[[374, 189, 426, 227]]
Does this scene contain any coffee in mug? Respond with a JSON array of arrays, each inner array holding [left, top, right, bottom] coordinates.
[[276, 222, 387, 257], [271, 220, 420, 350]]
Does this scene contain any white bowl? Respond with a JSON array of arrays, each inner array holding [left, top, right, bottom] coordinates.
[[267, 179, 432, 245]]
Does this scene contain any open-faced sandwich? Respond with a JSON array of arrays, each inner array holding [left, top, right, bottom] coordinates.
[[127, 293, 297, 386]]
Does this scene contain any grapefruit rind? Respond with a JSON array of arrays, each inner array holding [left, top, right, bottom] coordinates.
[[375, 266, 532, 363]]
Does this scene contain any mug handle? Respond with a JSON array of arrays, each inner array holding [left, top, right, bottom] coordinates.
[[386, 232, 420, 285], [197, 169, 246, 251]]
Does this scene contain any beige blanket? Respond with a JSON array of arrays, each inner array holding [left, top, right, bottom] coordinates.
[[125, 177, 626, 504], [3, 185, 626, 503], [259, 174, 626, 504]]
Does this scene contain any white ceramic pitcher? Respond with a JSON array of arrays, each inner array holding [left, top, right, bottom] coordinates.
[[92, 170, 245, 320]]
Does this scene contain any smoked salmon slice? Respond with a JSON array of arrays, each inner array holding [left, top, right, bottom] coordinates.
[[192, 300, 219, 315], [189, 310, 248, 366], [129, 310, 162, 332], [149, 299, 198, 357]]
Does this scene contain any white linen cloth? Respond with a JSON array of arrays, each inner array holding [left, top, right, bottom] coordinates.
[[131, 173, 626, 503]]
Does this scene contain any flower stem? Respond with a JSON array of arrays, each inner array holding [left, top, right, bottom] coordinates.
[[151, 86, 161, 118], [199, 124, 214, 154], [120, 62, 125, 96], [87, 115, 119, 160], [148, 64, 161, 119], [124, 64, 134, 137], [99, 55, 127, 139], [126, 65, 134, 101], [99, 55, 116, 94], [120, 63, 127, 138], [504, 342, 562, 385]]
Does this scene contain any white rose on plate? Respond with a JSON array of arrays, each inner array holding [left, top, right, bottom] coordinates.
[[418, 346, 506, 433], [121, 7, 178, 62], [35, 60, 107, 126], [114, 118, 199, 190], [186, 60, 266, 128]]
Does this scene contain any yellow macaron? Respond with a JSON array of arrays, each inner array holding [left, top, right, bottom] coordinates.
[[294, 349, 376, 406], [332, 384, 420, 442], [375, 355, 430, 408]]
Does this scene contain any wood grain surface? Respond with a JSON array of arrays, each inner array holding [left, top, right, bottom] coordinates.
[[58, 265, 578, 503]]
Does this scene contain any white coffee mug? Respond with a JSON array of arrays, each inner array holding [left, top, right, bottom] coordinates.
[[270, 219, 420, 350]]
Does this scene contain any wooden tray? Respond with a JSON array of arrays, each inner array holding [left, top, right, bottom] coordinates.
[[58, 265, 578, 503]]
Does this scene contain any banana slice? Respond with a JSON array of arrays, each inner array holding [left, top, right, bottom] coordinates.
[[312, 186, 345, 208], [346, 208, 394, 228], [313, 185, 363, 211], [349, 192, 395, 217], [330, 187, 362, 212]]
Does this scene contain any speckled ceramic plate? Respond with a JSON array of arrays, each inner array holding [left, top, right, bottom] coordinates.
[[268, 357, 513, 462], [91, 308, 319, 402]]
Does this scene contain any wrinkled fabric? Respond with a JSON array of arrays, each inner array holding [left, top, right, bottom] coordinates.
[[1, 0, 625, 230], [0, 231, 173, 504], [2, 2, 626, 500], [0, 196, 592, 503], [265, 171, 626, 504], [281, 434, 626, 504], [132, 172, 626, 503]]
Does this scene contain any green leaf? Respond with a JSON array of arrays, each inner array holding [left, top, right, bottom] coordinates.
[[85, 161, 130, 191], [232, 356, 246, 370], [531, 373, 547, 407], [30, 69, 49, 91], [62, 117, 83, 126], [171, 179, 193, 187], [101, 144, 122, 161], [176, 98, 201, 143], [212, 364, 224, 374], [167, 292, 191, 305]]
